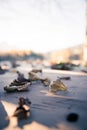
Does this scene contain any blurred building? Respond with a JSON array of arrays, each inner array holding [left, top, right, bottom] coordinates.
[[83, 0, 87, 65]]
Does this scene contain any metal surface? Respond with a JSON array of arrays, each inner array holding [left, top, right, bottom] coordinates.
[[0, 70, 87, 130]]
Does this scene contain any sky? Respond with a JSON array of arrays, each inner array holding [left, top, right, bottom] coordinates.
[[0, 0, 86, 53]]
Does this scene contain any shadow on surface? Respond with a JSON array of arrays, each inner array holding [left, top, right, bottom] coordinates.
[[0, 101, 9, 129]]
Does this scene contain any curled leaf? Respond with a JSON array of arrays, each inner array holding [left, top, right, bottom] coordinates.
[[41, 78, 51, 86], [28, 72, 42, 81], [30, 69, 42, 73], [49, 79, 67, 92]]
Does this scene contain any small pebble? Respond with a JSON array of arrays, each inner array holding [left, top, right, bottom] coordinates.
[[66, 113, 79, 122]]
